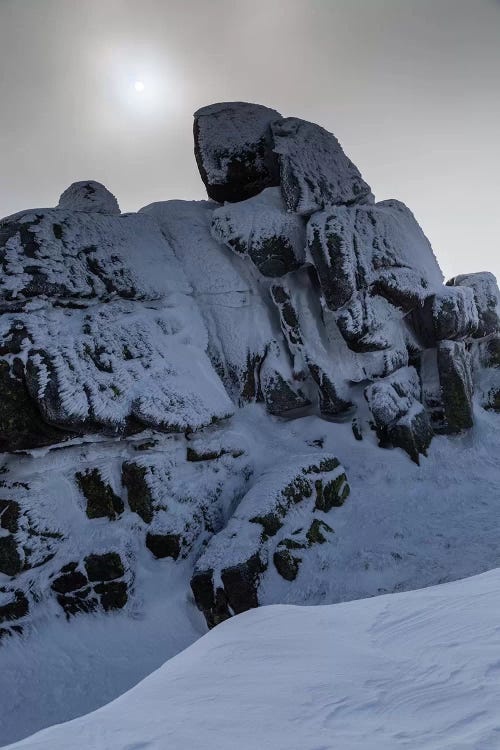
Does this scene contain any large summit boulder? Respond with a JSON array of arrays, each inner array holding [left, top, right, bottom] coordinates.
[[271, 117, 373, 215], [193, 102, 282, 203]]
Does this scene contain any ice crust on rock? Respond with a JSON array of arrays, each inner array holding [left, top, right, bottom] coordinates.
[[271, 117, 374, 214], [307, 199, 443, 314], [57, 181, 120, 215], [211, 187, 306, 277], [447, 271, 500, 337], [191, 453, 349, 627], [1, 100, 500, 655]]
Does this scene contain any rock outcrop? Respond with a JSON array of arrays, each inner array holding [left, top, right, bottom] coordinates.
[[1, 101, 499, 635]]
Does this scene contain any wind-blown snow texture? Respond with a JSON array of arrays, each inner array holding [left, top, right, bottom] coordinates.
[[7, 569, 500, 750], [0, 101, 499, 745]]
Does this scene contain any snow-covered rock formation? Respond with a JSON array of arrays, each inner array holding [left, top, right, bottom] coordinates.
[[0, 101, 499, 649]]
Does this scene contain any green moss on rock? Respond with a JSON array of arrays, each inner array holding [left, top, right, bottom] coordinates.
[[306, 518, 334, 545], [121, 461, 154, 523], [315, 473, 349, 512], [76, 468, 123, 519], [249, 512, 283, 540]]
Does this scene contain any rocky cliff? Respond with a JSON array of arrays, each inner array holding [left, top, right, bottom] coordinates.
[[1, 103, 499, 640]]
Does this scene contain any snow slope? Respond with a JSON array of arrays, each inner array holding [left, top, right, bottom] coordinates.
[[1, 404, 500, 746], [8, 567, 500, 750]]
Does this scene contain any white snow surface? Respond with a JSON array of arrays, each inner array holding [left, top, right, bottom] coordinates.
[[1, 404, 500, 746], [8, 567, 500, 750]]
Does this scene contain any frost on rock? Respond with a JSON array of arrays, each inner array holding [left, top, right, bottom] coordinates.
[[57, 181, 120, 215], [365, 367, 432, 463], [0, 206, 233, 448], [0, 430, 252, 632], [307, 200, 443, 315], [271, 117, 373, 215], [412, 286, 479, 346], [194, 102, 282, 203], [1, 101, 500, 644], [0, 208, 188, 306], [19, 302, 233, 437], [140, 199, 308, 413], [211, 187, 306, 277], [191, 453, 349, 627], [447, 272, 500, 338]]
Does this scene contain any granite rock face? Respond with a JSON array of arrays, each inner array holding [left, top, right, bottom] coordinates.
[[193, 102, 281, 203], [271, 117, 373, 214], [1, 101, 499, 635], [57, 180, 121, 215]]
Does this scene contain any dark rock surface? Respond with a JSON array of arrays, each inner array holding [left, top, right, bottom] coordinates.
[[194, 102, 281, 203]]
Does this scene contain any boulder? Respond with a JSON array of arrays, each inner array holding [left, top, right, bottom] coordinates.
[[145, 532, 181, 560], [306, 200, 442, 314], [447, 272, 500, 337], [336, 292, 391, 352], [190, 556, 265, 629], [211, 188, 306, 277], [57, 181, 120, 215], [365, 366, 432, 462], [412, 287, 479, 345], [193, 102, 281, 203], [191, 455, 349, 627], [271, 117, 373, 214], [387, 404, 433, 465], [270, 282, 352, 416], [94, 581, 128, 611], [0, 590, 29, 624], [0, 499, 20, 533]]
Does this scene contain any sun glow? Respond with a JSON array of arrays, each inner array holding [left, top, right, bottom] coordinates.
[[133, 80, 145, 93]]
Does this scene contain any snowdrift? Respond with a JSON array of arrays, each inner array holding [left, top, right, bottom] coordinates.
[[7, 568, 500, 750]]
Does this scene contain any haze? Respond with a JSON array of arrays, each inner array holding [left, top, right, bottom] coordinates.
[[1, 0, 499, 281]]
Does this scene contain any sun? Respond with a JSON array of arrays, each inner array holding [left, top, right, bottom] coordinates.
[[134, 80, 145, 93]]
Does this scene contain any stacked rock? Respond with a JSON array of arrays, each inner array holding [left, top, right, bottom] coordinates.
[[194, 101, 500, 461]]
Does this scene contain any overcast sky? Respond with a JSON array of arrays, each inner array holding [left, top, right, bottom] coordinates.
[[1, 0, 499, 281]]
